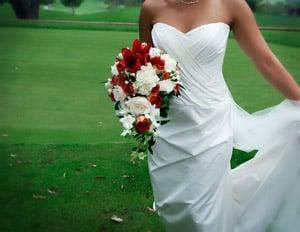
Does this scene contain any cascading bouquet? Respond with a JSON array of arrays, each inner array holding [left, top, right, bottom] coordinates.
[[104, 39, 184, 163]]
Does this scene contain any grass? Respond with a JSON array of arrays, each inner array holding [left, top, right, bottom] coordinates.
[[0, 143, 163, 232], [0, 26, 299, 231], [1, 2, 300, 27]]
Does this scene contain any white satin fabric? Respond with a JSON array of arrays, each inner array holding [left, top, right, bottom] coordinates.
[[148, 22, 300, 232]]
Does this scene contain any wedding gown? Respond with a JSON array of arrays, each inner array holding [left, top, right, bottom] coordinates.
[[147, 21, 300, 232]]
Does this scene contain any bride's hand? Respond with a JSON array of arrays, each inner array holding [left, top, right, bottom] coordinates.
[[228, 0, 300, 101]]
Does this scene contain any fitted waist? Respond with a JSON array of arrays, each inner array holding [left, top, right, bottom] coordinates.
[[170, 87, 232, 109]]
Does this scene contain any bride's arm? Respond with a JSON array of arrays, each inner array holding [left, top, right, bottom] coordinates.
[[227, 0, 300, 101], [138, 0, 153, 45]]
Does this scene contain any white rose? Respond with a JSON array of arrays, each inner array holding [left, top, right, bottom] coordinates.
[[135, 63, 160, 95], [112, 86, 126, 102], [161, 54, 177, 72], [149, 47, 162, 58], [125, 96, 152, 115], [119, 114, 135, 130], [111, 62, 119, 75], [159, 79, 175, 93]]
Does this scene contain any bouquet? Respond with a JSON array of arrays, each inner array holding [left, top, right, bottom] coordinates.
[[104, 39, 184, 163]]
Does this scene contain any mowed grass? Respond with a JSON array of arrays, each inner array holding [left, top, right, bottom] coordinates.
[[1, 3, 300, 27], [0, 27, 300, 231]]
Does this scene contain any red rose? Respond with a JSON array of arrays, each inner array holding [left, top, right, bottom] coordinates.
[[150, 56, 165, 70], [151, 84, 160, 94], [147, 93, 162, 108], [121, 82, 135, 95], [162, 72, 170, 80], [135, 116, 151, 133]]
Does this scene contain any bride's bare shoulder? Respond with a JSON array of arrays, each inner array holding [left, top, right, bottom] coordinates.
[[222, 0, 255, 24], [140, 0, 166, 18], [139, 0, 165, 44]]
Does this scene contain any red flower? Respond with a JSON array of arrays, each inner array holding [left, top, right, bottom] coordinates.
[[162, 72, 170, 80], [132, 39, 151, 65], [135, 116, 151, 133], [111, 75, 119, 85], [109, 91, 115, 102], [116, 62, 126, 73], [120, 47, 141, 74], [150, 56, 165, 70], [121, 82, 135, 95], [174, 83, 181, 94], [147, 94, 163, 108], [117, 39, 152, 74], [111, 74, 134, 96], [151, 84, 160, 94]]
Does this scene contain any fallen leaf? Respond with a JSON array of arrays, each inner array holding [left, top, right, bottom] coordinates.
[[146, 206, 156, 212], [9, 154, 17, 158], [122, 175, 129, 179], [47, 187, 57, 195], [1, 134, 8, 137], [91, 164, 97, 168], [62, 173, 66, 178], [120, 184, 124, 189], [110, 214, 123, 223], [33, 194, 46, 199]]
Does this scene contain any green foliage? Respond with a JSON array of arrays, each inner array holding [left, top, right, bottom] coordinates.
[[104, 0, 143, 8], [246, 0, 263, 11], [60, 0, 84, 7], [40, 0, 55, 5], [60, 0, 84, 14]]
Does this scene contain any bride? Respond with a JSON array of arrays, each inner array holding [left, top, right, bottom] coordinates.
[[138, 0, 300, 231]]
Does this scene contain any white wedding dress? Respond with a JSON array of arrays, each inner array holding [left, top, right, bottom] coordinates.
[[147, 22, 300, 232]]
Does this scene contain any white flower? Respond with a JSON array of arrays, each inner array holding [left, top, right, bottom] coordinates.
[[105, 82, 112, 89], [119, 114, 135, 130], [159, 79, 175, 93], [150, 107, 160, 118], [112, 86, 126, 102], [149, 47, 162, 58], [117, 53, 123, 60], [161, 54, 177, 72], [115, 101, 128, 116], [111, 62, 119, 75], [121, 129, 132, 136], [153, 130, 160, 136], [135, 63, 160, 95], [125, 96, 152, 116]]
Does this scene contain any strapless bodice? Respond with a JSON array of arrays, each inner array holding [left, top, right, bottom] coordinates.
[[151, 22, 232, 108]]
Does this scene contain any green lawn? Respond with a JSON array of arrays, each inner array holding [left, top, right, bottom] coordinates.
[[1, 2, 300, 27], [0, 27, 299, 231]]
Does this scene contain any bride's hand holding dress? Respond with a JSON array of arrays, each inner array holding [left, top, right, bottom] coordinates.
[[138, 0, 300, 231]]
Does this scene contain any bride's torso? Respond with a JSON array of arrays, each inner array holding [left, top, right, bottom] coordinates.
[[151, 22, 233, 108]]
